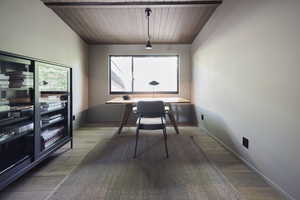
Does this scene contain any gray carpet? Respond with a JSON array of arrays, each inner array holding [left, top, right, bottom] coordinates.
[[49, 132, 244, 200]]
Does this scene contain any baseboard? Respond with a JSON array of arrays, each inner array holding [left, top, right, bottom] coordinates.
[[198, 127, 295, 200]]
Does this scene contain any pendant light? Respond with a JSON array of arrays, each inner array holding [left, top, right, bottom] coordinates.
[[145, 8, 152, 50]]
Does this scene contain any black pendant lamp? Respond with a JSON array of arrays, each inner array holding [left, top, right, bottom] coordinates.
[[145, 8, 152, 50]]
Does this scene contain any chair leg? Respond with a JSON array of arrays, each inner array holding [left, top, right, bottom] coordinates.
[[134, 128, 140, 158], [163, 128, 169, 158]]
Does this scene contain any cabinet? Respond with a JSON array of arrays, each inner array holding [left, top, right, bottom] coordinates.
[[0, 51, 72, 190]]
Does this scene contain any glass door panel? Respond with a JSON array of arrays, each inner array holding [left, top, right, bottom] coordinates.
[[0, 55, 34, 174], [37, 62, 70, 152]]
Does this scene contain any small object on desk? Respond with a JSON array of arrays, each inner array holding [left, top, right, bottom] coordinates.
[[149, 80, 159, 86], [123, 95, 130, 100]]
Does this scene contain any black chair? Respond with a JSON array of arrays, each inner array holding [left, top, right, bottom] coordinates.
[[134, 101, 169, 158]]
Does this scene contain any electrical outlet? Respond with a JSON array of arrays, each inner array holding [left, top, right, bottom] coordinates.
[[72, 115, 76, 121], [243, 137, 249, 149], [201, 114, 204, 120]]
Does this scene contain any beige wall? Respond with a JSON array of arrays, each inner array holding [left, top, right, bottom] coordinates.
[[191, 0, 300, 199], [0, 0, 89, 127], [88, 44, 193, 123]]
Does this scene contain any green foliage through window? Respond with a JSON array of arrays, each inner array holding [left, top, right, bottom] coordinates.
[[39, 64, 68, 92]]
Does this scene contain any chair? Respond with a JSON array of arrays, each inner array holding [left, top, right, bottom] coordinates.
[[134, 101, 169, 158]]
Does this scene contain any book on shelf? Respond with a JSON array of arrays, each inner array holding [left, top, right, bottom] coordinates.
[[0, 74, 9, 80], [9, 78, 33, 83], [40, 101, 65, 112], [0, 100, 9, 105], [0, 105, 10, 112], [41, 126, 64, 141], [41, 126, 64, 150], [40, 95, 62, 101], [0, 121, 34, 143], [0, 106, 33, 124], [9, 97, 32, 104], [7, 71, 33, 88], [0, 80, 9, 88], [41, 114, 64, 126], [9, 84, 33, 89], [9, 106, 33, 118], [8, 76, 33, 79], [1, 121, 34, 134], [6, 71, 33, 76], [43, 136, 63, 149]]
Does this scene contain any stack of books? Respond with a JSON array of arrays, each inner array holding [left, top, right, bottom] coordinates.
[[41, 114, 64, 127], [40, 102, 65, 113], [0, 99, 10, 112], [6, 71, 33, 88], [0, 73, 9, 88], [0, 122, 34, 142], [41, 126, 64, 150], [0, 105, 10, 112]]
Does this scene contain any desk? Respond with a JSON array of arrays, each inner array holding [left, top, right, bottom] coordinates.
[[106, 97, 190, 134]]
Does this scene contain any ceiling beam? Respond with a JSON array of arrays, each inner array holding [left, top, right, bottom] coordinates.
[[44, 1, 222, 8]]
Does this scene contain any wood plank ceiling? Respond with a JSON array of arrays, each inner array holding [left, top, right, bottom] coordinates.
[[42, 0, 222, 44]]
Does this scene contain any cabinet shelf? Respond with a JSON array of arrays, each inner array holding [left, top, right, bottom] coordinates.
[[41, 107, 66, 115], [0, 155, 31, 176], [41, 117, 65, 129], [41, 136, 70, 155], [0, 106, 33, 114], [0, 116, 32, 127], [0, 87, 33, 91], [0, 130, 33, 145]]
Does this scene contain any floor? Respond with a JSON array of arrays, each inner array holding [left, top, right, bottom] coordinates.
[[0, 126, 285, 200]]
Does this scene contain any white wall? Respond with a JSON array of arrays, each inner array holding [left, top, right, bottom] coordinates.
[[0, 0, 89, 127], [191, 0, 300, 199], [88, 44, 194, 123]]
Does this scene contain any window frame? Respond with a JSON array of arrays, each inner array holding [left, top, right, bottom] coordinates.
[[109, 55, 179, 94]]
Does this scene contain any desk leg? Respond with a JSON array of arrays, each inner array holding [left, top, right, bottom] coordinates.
[[167, 103, 180, 134], [118, 104, 132, 134]]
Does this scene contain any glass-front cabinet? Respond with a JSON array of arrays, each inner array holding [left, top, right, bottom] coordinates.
[[0, 52, 72, 191]]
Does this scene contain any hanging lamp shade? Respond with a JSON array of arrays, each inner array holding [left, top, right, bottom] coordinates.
[[145, 40, 152, 50]]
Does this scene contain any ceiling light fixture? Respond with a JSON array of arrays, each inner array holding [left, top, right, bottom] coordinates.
[[145, 8, 152, 50]]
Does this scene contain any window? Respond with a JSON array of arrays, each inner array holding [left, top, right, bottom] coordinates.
[[110, 56, 178, 94]]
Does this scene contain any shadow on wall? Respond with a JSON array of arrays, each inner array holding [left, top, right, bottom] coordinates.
[[86, 104, 198, 125], [196, 106, 240, 153], [73, 109, 89, 129]]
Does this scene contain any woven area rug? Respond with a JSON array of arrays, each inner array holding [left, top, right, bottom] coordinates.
[[49, 131, 244, 200]]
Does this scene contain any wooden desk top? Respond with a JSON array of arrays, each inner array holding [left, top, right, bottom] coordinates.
[[106, 97, 190, 104]]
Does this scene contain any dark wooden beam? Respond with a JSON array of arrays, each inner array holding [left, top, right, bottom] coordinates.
[[45, 1, 222, 8]]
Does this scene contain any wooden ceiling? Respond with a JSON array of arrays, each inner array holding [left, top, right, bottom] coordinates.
[[42, 1, 221, 44]]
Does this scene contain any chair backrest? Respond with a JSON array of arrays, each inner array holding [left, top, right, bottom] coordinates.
[[136, 101, 165, 118]]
